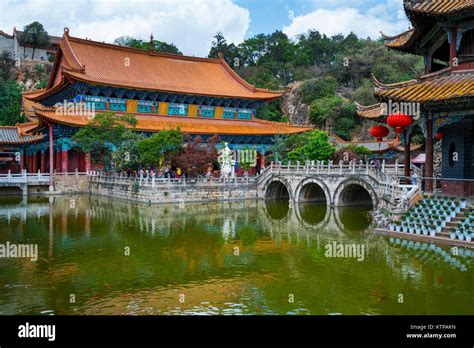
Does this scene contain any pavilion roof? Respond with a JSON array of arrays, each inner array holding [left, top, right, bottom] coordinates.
[[0, 122, 44, 145], [354, 101, 386, 119], [335, 136, 422, 153], [372, 68, 474, 103], [382, 0, 474, 54], [382, 29, 417, 51], [33, 108, 312, 136], [404, 0, 474, 16], [32, 29, 283, 102]]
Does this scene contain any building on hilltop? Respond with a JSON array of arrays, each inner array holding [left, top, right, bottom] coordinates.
[[0, 27, 60, 61]]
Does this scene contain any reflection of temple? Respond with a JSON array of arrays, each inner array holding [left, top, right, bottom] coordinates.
[[1, 196, 472, 315], [0, 29, 311, 175], [357, 0, 474, 196]]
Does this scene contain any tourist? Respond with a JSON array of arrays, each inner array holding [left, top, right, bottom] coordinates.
[[411, 169, 418, 186]]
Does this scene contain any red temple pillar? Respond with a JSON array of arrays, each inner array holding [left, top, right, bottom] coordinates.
[[260, 152, 265, 169], [425, 116, 434, 193], [56, 150, 61, 172], [25, 153, 31, 173], [32, 151, 38, 173], [40, 151, 46, 173], [61, 148, 69, 173], [85, 152, 91, 172], [19, 149, 24, 173], [450, 27, 457, 67], [49, 123, 54, 190]]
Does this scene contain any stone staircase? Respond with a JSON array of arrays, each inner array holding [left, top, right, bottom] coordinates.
[[438, 206, 473, 239]]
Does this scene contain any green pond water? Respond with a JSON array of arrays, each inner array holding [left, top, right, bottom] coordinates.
[[0, 195, 472, 315]]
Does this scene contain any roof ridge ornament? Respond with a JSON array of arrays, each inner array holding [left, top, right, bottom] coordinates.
[[64, 27, 69, 36]]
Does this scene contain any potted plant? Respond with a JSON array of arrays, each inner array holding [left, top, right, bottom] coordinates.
[[395, 223, 401, 232], [460, 198, 467, 208], [416, 225, 422, 235], [422, 225, 428, 235], [402, 223, 408, 233], [450, 231, 456, 240], [429, 226, 436, 237], [466, 233, 472, 242]]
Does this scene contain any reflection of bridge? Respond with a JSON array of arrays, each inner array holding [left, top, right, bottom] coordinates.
[[257, 162, 420, 212]]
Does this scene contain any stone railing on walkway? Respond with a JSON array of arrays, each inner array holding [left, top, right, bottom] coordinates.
[[87, 171, 258, 203]]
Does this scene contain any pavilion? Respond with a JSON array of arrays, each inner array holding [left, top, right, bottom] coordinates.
[[357, 0, 474, 196]]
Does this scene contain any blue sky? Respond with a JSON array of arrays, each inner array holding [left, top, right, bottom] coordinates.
[[236, 0, 409, 39], [0, 0, 410, 56]]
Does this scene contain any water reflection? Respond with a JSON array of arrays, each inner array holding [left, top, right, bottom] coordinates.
[[296, 203, 327, 225], [264, 199, 289, 220], [0, 195, 472, 315]]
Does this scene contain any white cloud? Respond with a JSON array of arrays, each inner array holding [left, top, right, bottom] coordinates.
[[283, 6, 409, 40], [0, 0, 250, 56]]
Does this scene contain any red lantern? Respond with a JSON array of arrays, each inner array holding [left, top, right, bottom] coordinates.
[[370, 125, 389, 142], [386, 113, 412, 134], [435, 132, 442, 139]]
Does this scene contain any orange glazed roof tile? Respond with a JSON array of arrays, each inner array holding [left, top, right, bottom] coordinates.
[[404, 0, 474, 16], [373, 69, 474, 103], [33, 108, 312, 136], [22, 90, 46, 121], [35, 30, 283, 101]]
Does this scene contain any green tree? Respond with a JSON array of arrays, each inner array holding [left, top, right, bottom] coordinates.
[[255, 100, 284, 122], [208, 32, 241, 67], [299, 76, 338, 104], [287, 130, 335, 162], [113, 130, 146, 172], [114, 36, 182, 55], [72, 112, 138, 168], [333, 144, 371, 163], [309, 95, 344, 126], [19, 22, 50, 60], [0, 79, 24, 125], [136, 128, 182, 168], [334, 102, 359, 140]]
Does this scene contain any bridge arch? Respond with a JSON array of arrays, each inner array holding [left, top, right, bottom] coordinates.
[[333, 177, 378, 209], [294, 177, 331, 204], [263, 176, 293, 201]]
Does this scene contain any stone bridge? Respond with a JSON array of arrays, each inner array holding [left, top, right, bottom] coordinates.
[[257, 162, 420, 212], [0, 170, 50, 195]]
